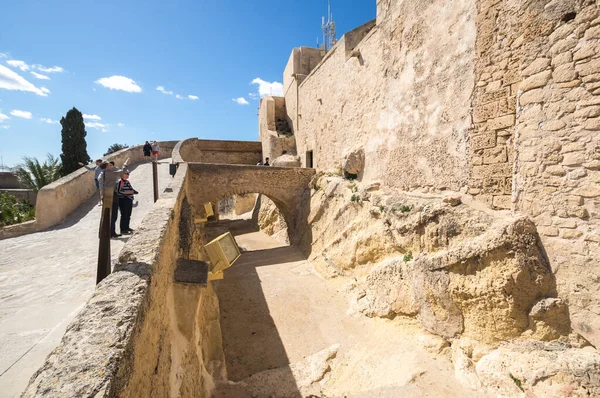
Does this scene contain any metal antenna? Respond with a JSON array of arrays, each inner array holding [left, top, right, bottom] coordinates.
[[321, 0, 337, 50]]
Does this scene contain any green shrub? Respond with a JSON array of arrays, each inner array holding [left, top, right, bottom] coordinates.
[[351, 194, 361, 202], [0, 193, 35, 227], [403, 251, 413, 263]]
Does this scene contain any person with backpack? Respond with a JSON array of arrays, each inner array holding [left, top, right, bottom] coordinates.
[[143, 141, 152, 161]]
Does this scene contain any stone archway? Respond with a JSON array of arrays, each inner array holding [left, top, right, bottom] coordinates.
[[185, 163, 315, 245]]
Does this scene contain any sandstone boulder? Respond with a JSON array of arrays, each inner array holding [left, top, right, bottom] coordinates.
[[475, 341, 600, 396], [342, 148, 365, 176], [271, 154, 301, 168]]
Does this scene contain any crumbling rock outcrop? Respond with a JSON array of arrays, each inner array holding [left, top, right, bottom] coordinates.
[[356, 216, 560, 343], [302, 174, 579, 345]]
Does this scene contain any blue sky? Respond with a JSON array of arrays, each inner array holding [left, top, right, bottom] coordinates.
[[0, 0, 375, 168]]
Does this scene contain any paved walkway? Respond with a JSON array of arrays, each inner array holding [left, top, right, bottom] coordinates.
[[211, 219, 486, 397], [0, 160, 172, 398]]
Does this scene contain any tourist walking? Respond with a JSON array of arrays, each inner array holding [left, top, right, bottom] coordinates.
[[116, 170, 138, 235], [79, 159, 103, 205], [143, 141, 152, 161], [264, 157, 270, 166], [151, 141, 160, 162]]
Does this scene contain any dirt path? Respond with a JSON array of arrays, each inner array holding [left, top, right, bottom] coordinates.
[[0, 160, 172, 398], [211, 219, 487, 397]]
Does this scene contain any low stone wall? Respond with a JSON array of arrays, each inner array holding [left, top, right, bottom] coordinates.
[[0, 188, 36, 203], [0, 141, 177, 240], [22, 163, 226, 397], [174, 137, 262, 165]]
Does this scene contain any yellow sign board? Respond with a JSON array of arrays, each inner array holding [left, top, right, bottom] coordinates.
[[204, 232, 241, 276], [203, 202, 214, 217], [194, 202, 215, 224]]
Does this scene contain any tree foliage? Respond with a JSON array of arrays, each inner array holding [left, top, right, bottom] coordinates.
[[12, 153, 61, 192], [60, 107, 90, 176], [104, 143, 129, 156], [0, 193, 35, 227]]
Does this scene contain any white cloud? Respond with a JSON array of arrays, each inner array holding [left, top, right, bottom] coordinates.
[[34, 65, 64, 73], [0, 53, 7, 59], [248, 92, 259, 100], [10, 110, 32, 119], [30, 71, 50, 80], [41, 117, 59, 124], [0, 65, 49, 96], [117, 123, 125, 127], [86, 122, 107, 129], [86, 121, 109, 132], [6, 60, 29, 71], [0, 112, 9, 123], [188, 95, 199, 100], [175, 94, 184, 99], [0, 125, 9, 129], [83, 114, 101, 120], [233, 97, 249, 105], [251, 78, 283, 97], [156, 86, 173, 95], [95, 75, 142, 93]]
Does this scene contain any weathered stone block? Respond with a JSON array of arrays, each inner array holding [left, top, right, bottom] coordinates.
[[562, 152, 586, 166], [538, 226, 559, 236], [562, 142, 585, 153], [482, 177, 509, 194], [520, 89, 549, 105], [576, 58, 600, 76], [545, 165, 566, 176], [471, 132, 497, 150], [473, 101, 499, 123], [551, 38, 578, 55], [481, 88, 510, 104], [553, 64, 578, 83], [574, 185, 600, 197], [543, 120, 566, 131], [585, 25, 600, 39], [487, 114, 515, 130], [483, 146, 508, 164], [573, 45, 597, 62], [560, 229, 584, 239], [522, 58, 551, 77], [521, 71, 552, 91], [575, 106, 600, 118], [492, 195, 511, 209], [552, 51, 573, 66]]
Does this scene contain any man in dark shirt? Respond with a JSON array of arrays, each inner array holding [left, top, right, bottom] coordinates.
[[116, 170, 138, 235]]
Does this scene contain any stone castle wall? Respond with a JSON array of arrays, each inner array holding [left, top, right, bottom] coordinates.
[[263, 0, 600, 345], [286, 0, 477, 192]]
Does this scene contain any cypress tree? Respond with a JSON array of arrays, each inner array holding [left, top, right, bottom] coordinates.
[[60, 107, 90, 176]]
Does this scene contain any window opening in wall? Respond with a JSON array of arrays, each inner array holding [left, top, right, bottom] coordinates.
[[306, 151, 314, 168], [562, 12, 576, 23]]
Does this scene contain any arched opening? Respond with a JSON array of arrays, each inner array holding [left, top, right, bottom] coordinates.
[[217, 194, 289, 245]]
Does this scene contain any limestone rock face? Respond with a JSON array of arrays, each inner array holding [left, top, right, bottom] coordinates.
[[475, 341, 600, 396], [271, 154, 301, 168], [342, 148, 365, 176], [357, 216, 558, 342], [257, 195, 289, 244], [303, 174, 566, 345]]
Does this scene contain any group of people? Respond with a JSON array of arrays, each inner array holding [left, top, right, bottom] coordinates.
[[143, 141, 160, 162], [80, 158, 138, 239], [257, 157, 270, 166]]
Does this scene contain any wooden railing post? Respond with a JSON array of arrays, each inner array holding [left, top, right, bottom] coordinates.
[[153, 161, 159, 203], [97, 171, 117, 284]]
